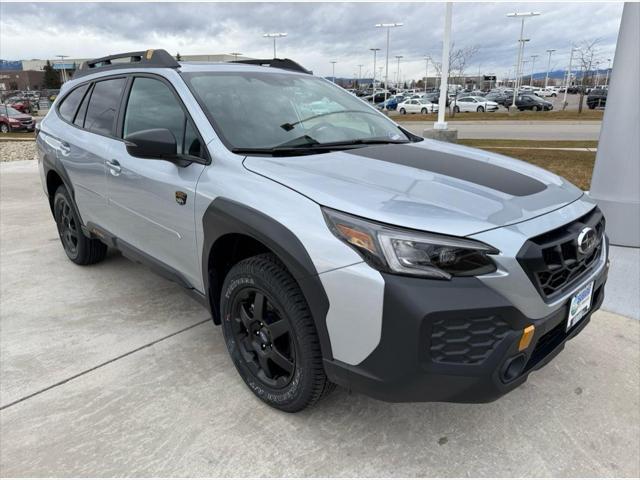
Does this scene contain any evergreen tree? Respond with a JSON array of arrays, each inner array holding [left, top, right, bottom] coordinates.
[[43, 60, 61, 89], [176, 52, 182, 61]]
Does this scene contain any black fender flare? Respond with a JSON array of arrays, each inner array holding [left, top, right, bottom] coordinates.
[[202, 197, 333, 360]]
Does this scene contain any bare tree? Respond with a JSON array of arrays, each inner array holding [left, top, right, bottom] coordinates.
[[430, 43, 480, 116], [574, 39, 601, 113]]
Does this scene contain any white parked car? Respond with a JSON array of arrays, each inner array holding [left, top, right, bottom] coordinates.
[[397, 99, 439, 114], [452, 96, 499, 113], [535, 88, 559, 98]]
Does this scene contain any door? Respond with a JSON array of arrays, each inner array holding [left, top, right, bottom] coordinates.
[[56, 78, 127, 225], [106, 75, 207, 291]]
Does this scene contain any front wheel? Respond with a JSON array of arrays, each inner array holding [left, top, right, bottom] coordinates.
[[220, 253, 334, 412], [477, 106, 485, 112], [0, 123, 10, 134], [421, 108, 427, 114], [532, 105, 540, 111], [453, 106, 460, 113]]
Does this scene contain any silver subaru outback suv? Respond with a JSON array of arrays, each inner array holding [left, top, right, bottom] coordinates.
[[37, 49, 608, 412]]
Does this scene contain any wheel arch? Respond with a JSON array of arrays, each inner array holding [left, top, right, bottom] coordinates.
[[202, 198, 333, 360]]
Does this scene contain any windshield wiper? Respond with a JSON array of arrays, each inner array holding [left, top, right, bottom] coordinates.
[[280, 109, 382, 131], [231, 138, 410, 157]]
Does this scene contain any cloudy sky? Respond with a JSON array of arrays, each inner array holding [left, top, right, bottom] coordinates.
[[0, 2, 623, 80]]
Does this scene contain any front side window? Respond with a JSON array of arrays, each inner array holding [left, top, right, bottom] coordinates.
[[84, 78, 126, 136], [123, 77, 202, 157], [183, 71, 409, 150], [58, 84, 89, 123]]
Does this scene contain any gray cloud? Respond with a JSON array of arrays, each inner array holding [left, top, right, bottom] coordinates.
[[0, 2, 623, 79]]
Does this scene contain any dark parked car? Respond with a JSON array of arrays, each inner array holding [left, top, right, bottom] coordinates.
[[503, 94, 553, 111], [0, 105, 35, 133], [587, 89, 607, 109], [484, 92, 507, 104]]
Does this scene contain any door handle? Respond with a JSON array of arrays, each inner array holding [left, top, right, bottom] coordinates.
[[106, 159, 121, 176]]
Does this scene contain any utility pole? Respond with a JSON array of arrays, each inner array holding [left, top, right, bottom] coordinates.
[[375, 22, 403, 110], [370, 48, 380, 90], [357, 64, 363, 87], [507, 12, 541, 110], [424, 56, 430, 93], [562, 45, 575, 110], [530, 54, 539, 86], [263, 32, 287, 57], [544, 49, 556, 88], [330, 61, 337, 83], [594, 61, 601, 87]]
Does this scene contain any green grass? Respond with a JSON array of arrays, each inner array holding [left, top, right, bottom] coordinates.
[[459, 139, 598, 149], [394, 110, 604, 122], [0, 132, 36, 140]]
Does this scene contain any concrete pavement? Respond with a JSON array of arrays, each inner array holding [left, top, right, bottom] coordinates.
[[400, 120, 602, 140], [1, 161, 638, 477]]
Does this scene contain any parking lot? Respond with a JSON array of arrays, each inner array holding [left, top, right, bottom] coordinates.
[[1, 160, 638, 477]]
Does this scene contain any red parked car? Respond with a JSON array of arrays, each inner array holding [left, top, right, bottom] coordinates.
[[0, 105, 35, 133]]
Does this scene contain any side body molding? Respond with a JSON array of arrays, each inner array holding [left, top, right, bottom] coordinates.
[[201, 197, 333, 360]]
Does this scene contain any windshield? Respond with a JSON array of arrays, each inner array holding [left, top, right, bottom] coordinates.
[[1, 105, 22, 116], [182, 71, 409, 149]]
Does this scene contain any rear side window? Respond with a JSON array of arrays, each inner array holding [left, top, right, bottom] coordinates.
[[74, 84, 92, 127], [84, 78, 126, 136], [123, 77, 202, 157], [58, 84, 89, 122]]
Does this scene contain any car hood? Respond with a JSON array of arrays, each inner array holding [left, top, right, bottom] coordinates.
[[10, 114, 32, 121], [243, 140, 584, 236]]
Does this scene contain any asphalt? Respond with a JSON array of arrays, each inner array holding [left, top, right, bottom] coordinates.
[[1, 161, 639, 477]]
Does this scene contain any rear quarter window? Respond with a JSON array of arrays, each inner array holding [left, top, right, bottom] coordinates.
[[57, 84, 90, 123]]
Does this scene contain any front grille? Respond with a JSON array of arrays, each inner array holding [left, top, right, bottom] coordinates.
[[430, 315, 510, 365], [517, 207, 605, 300]]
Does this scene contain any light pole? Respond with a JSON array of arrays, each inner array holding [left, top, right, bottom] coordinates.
[[330, 61, 337, 83], [357, 64, 363, 88], [604, 58, 612, 87], [594, 61, 601, 88], [562, 45, 575, 110], [507, 12, 541, 109], [395, 55, 403, 87], [263, 32, 287, 57], [544, 49, 556, 88], [370, 48, 380, 90], [435, 2, 452, 130], [375, 22, 403, 110], [424, 56, 431, 93], [530, 54, 539, 86], [230, 52, 242, 61], [56, 55, 69, 83]]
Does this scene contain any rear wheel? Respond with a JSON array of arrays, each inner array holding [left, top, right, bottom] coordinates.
[[399, 108, 406, 114], [220, 253, 334, 412], [53, 185, 107, 265], [453, 106, 460, 113]]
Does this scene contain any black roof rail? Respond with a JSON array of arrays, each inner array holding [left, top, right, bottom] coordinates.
[[231, 58, 312, 75], [74, 49, 180, 79]]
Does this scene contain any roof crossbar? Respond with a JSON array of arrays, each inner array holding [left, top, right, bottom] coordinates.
[[74, 49, 180, 78], [231, 58, 312, 75]]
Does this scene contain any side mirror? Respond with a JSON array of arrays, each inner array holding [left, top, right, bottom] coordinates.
[[125, 128, 178, 160]]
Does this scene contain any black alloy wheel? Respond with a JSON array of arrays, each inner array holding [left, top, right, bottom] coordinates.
[[229, 287, 295, 388], [55, 193, 80, 259]]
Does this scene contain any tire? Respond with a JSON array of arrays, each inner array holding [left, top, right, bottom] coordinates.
[[477, 106, 485, 112], [220, 253, 334, 412], [53, 185, 107, 265], [453, 106, 460, 113], [399, 108, 406, 114], [0, 123, 9, 134], [588, 104, 595, 110], [532, 105, 540, 111], [420, 108, 427, 114]]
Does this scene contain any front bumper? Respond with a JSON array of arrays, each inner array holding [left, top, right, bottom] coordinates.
[[324, 261, 608, 403]]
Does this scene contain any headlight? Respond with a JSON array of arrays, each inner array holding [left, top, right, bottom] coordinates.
[[323, 208, 498, 279]]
